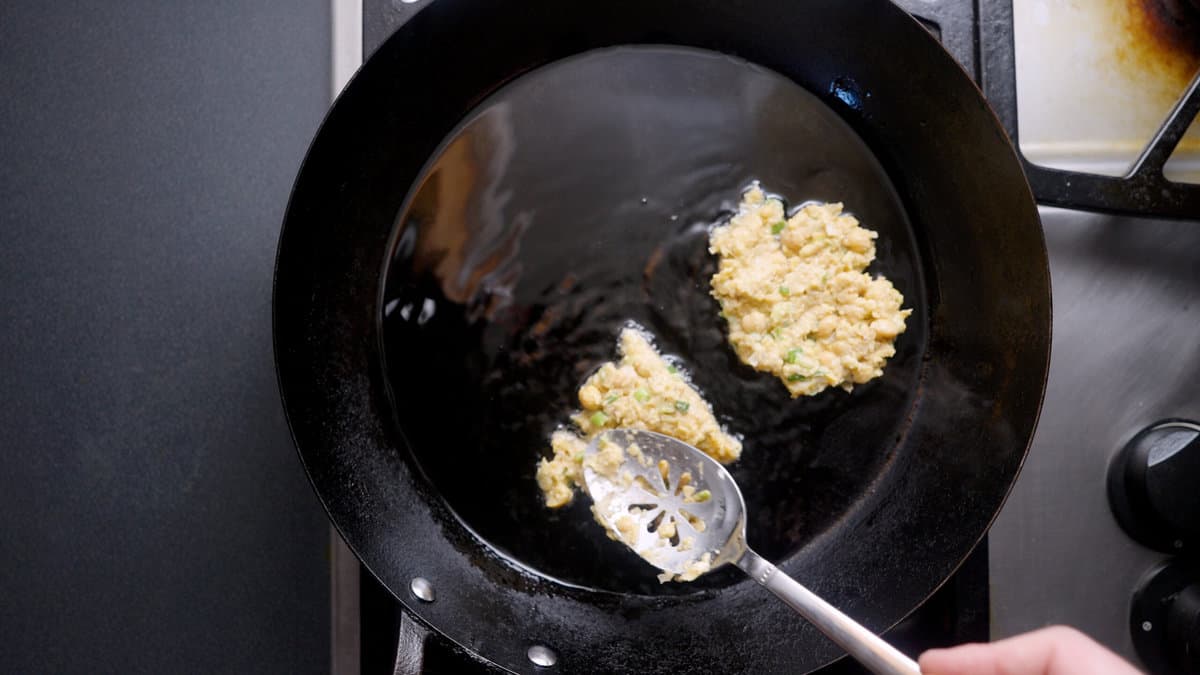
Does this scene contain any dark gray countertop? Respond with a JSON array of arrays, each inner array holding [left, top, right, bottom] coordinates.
[[1, 2, 332, 671]]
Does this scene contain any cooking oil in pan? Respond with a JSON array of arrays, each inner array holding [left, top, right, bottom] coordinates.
[[381, 45, 926, 596]]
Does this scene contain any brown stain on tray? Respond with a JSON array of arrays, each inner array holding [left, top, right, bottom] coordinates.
[[1114, 0, 1199, 87], [1110, 0, 1200, 150]]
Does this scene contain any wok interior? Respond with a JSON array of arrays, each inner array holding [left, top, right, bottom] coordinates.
[[380, 46, 927, 595]]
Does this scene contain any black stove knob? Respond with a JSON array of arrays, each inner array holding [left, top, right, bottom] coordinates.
[[1108, 420, 1200, 553], [1131, 559, 1200, 675]]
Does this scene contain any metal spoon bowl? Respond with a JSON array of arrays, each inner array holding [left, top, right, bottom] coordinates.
[[583, 429, 920, 675]]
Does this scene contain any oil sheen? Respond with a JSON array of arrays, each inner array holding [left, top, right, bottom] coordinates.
[[381, 45, 926, 595]]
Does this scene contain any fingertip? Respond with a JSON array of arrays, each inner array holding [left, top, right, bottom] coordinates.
[[917, 646, 958, 673], [917, 643, 994, 675], [917, 647, 946, 665]]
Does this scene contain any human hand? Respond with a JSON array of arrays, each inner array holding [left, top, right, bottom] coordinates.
[[919, 626, 1143, 675]]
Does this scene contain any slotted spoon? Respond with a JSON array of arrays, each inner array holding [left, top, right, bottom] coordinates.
[[583, 428, 921, 675]]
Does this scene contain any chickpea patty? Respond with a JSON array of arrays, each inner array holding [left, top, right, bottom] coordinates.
[[709, 186, 910, 397], [535, 327, 741, 508]]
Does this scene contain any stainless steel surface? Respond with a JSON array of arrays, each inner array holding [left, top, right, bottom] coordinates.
[[989, 207, 1200, 662], [585, 430, 920, 675], [331, 0, 363, 97], [330, 11, 365, 672], [332, 533, 362, 675]]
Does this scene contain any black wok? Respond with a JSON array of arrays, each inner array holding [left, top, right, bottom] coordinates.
[[273, 1, 1051, 672]]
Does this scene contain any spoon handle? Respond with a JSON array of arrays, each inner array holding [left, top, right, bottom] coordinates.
[[737, 549, 921, 675]]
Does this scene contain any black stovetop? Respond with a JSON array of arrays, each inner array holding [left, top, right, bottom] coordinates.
[[0, 3, 333, 673]]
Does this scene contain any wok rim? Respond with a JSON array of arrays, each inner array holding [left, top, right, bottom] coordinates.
[[272, 1, 1052, 672]]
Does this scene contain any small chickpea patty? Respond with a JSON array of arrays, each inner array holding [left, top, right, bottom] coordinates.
[[709, 186, 910, 397], [535, 328, 741, 508]]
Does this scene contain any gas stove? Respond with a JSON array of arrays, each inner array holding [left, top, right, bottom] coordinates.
[[329, 1, 1200, 672]]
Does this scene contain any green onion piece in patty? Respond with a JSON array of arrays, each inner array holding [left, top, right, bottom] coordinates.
[[667, 365, 678, 375], [590, 411, 609, 427], [785, 348, 802, 364], [787, 373, 807, 382], [771, 221, 786, 235], [779, 286, 790, 297], [634, 388, 650, 403], [604, 393, 619, 404], [674, 400, 690, 413]]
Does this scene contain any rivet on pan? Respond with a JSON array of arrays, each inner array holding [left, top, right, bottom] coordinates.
[[409, 577, 435, 603], [527, 645, 557, 668], [1142, 621, 1153, 632]]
